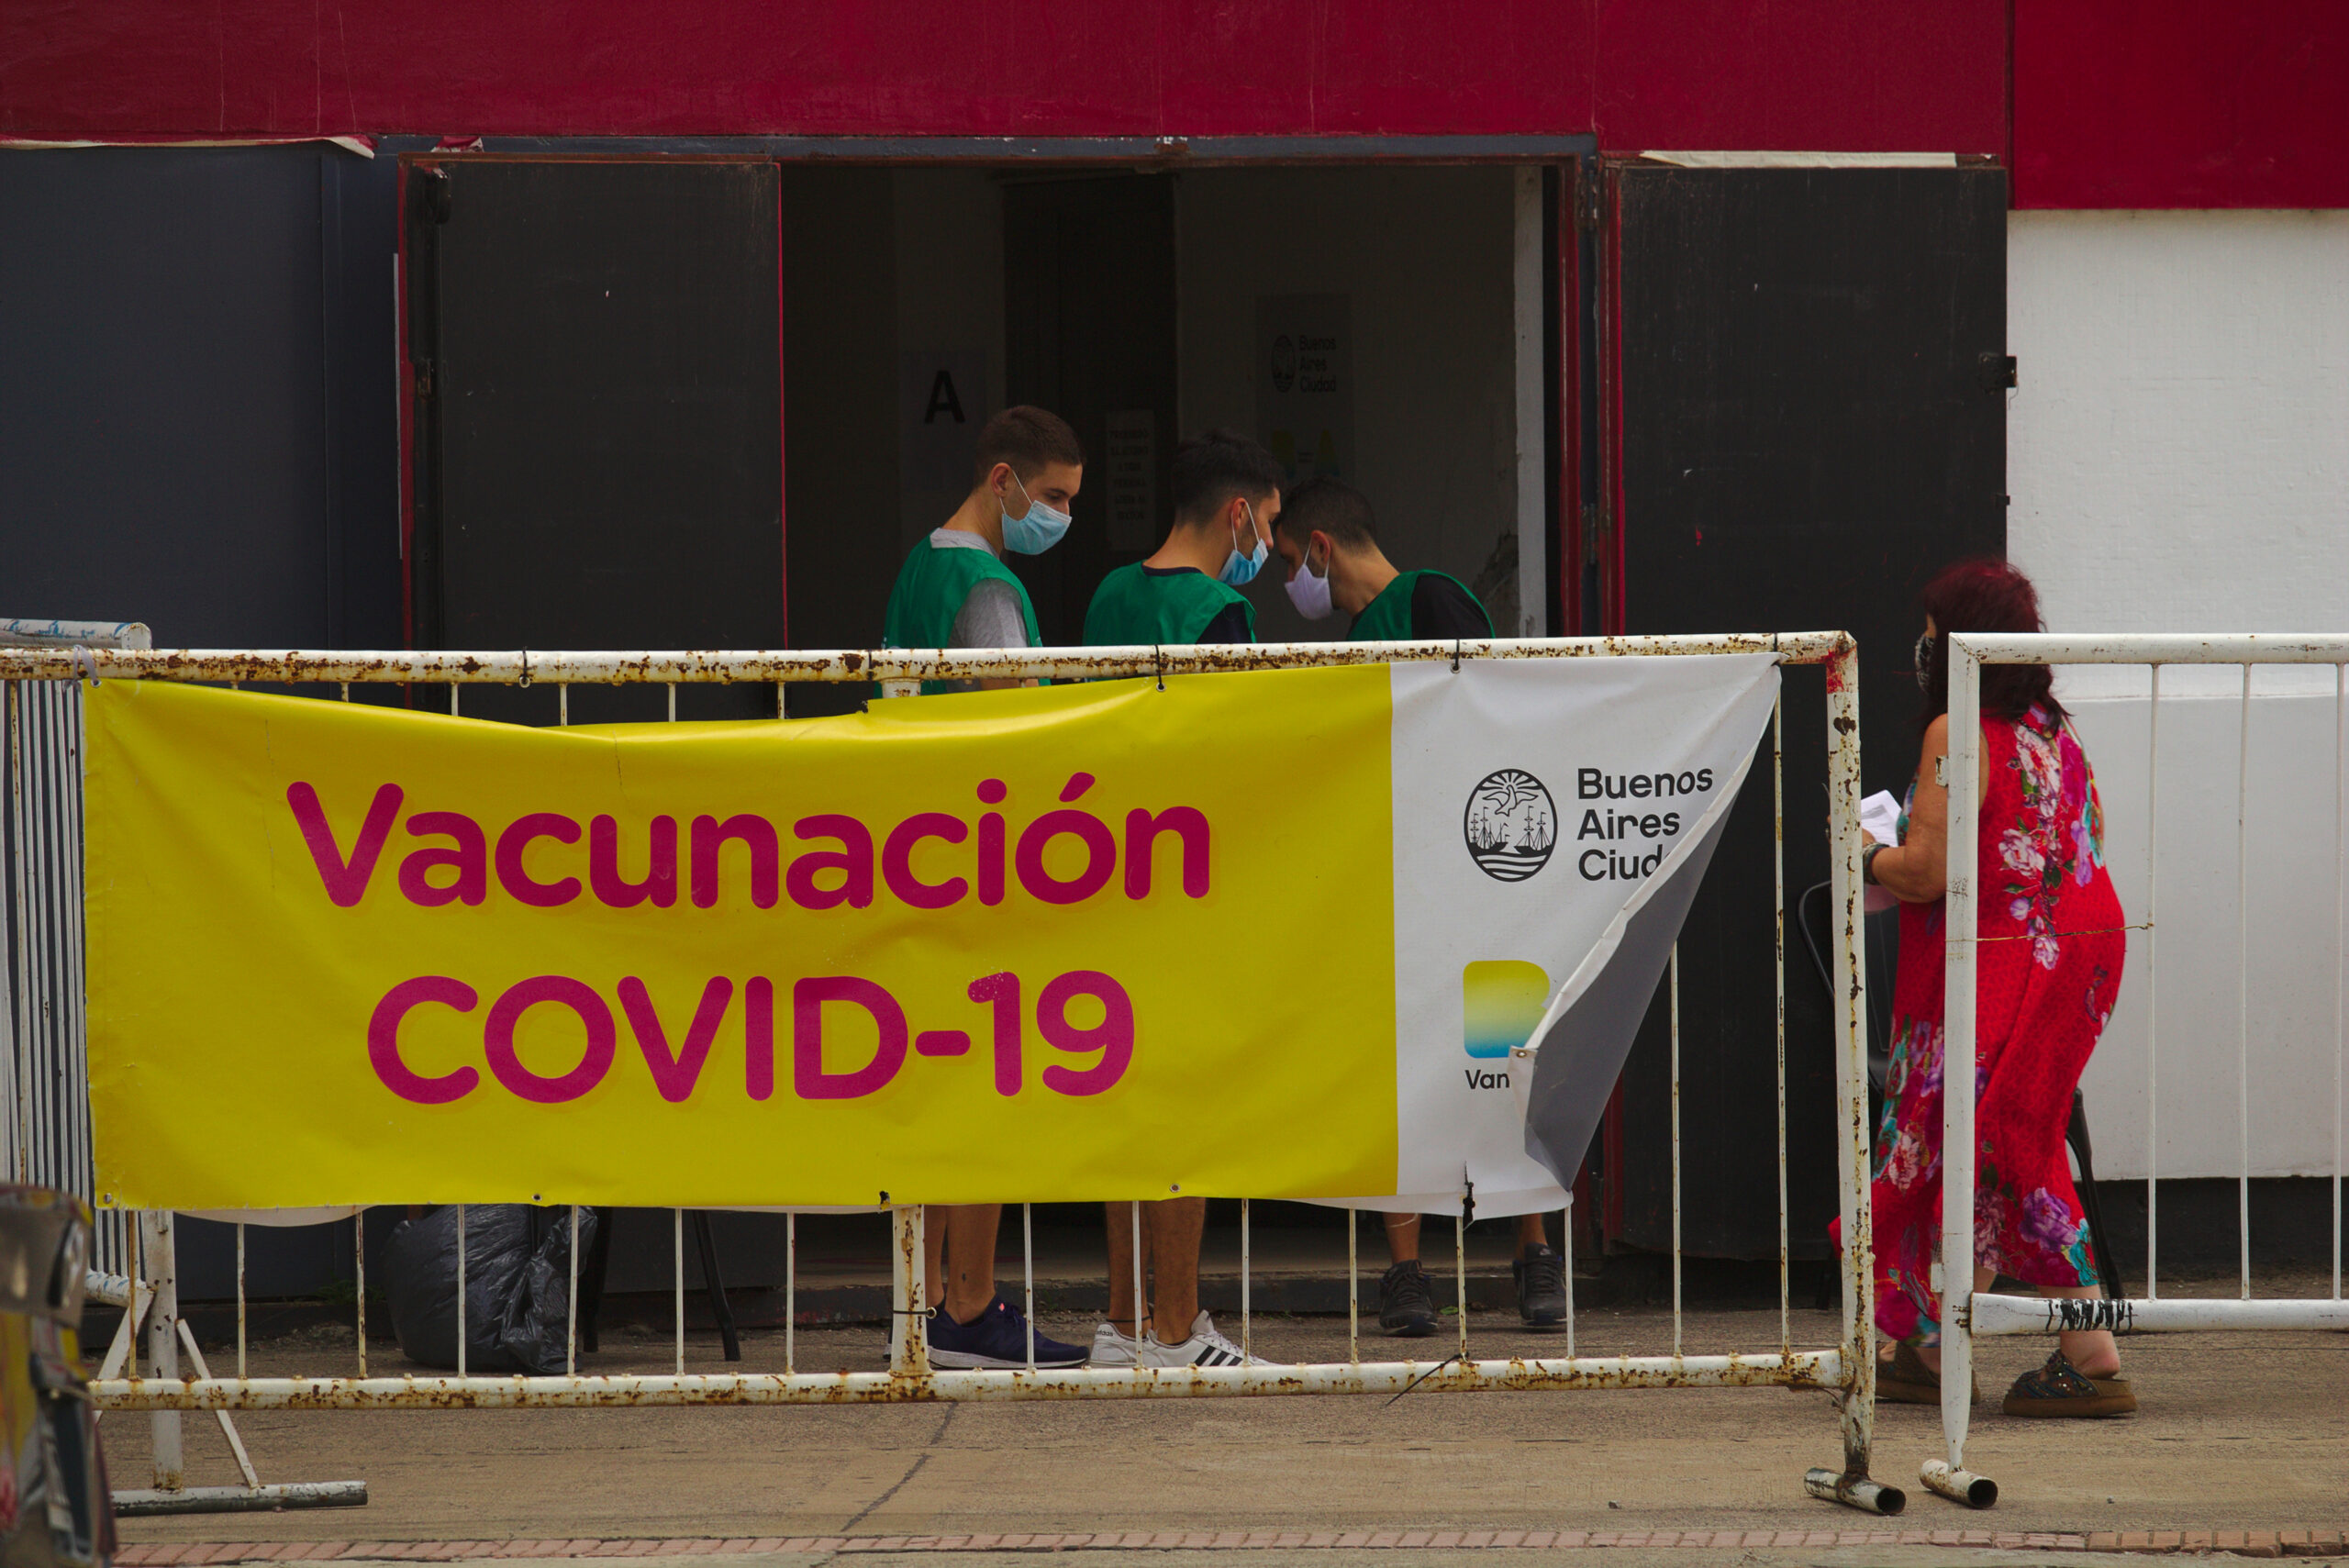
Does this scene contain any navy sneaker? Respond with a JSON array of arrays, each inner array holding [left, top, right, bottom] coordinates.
[[926, 1296, 1088, 1369]]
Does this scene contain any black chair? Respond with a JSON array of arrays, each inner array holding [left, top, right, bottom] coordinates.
[[1797, 880, 2124, 1301]]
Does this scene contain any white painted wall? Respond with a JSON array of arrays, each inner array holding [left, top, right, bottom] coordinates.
[[2007, 210, 2349, 1180]]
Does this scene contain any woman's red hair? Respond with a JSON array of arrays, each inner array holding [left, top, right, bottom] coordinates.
[[1918, 558, 2065, 728]]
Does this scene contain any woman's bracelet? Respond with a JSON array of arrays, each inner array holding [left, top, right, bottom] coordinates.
[[1862, 841, 1887, 885]]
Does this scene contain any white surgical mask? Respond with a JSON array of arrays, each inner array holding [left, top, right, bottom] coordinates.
[[1000, 473, 1072, 556], [1219, 500, 1269, 587], [1284, 542, 1333, 619]]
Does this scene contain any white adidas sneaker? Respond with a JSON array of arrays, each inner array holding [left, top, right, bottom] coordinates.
[[1137, 1311, 1282, 1369], [1088, 1319, 1146, 1368]]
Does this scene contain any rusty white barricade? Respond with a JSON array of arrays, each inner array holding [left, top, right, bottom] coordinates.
[[1931, 633, 2349, 1509], [1, 634, 1895, 1515]]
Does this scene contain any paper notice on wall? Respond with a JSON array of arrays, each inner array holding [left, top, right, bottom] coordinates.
[[1256, 295, 1353, 487], [1105, 410, 1158, 550]]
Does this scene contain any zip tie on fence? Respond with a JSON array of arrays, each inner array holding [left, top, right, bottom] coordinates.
[[70, 646, 99, 685], [1154, 646, 1165, 692], [1452, 639, 1463, 673], [518, 650, 531, 689], [1382, 1353, 1465, 1407]]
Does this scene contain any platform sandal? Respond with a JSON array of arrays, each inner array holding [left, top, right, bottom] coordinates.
[[1876, 1340, 1980, 1405], [2001, 1349, 2137, 1418]]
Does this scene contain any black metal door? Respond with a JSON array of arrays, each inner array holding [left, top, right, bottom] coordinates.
[[1002, 174, 1179, 644], [1604, 161, 2009, 1261], [405, 156, 784, 721]]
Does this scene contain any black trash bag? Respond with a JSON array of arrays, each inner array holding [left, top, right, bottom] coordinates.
[[384, 1205, 598, 1374]]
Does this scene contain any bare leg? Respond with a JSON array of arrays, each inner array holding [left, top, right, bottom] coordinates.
[[921, 1207, 945, 1310], [938, 1204, 1002, 1324], [1384, 1213, 1420, 1264], [1907, 1268, 2120, 1377], [1104, 1202, 1144, 1339], [1515, 1212, 1551, 1256], [1146, 1197, 1208, 1339]]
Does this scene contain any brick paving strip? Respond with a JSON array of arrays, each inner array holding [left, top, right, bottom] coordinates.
[[109, 1529, 2349, 1561]]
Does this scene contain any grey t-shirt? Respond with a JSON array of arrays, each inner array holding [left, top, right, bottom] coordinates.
[[929, 528, 1030, 693]]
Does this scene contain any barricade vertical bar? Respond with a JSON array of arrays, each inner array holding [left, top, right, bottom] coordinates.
[[1562, 1195, 1575, 1357], [1240, 1197, 1251, 1362], [674, 1208, 685, 1374], [1022, 1203, 1036, 1372], [667, 684, 677, 722], [2146, 666, 2161, 1300], [455, 1205, 467, 1378], [889, 1206, 929, 1375], [785, 1213, 796, 1375], [1453, 1209, 1467, 1361], [354, 1208, 367, 1377], [2237, 664, 2253, 1299], [235, 1221, 246, 1381], [559, 685, 569, 726], [1669, 942, 1682, 1361], [449, 684, 459, 716], [1941, 639, 1983, 1477], [1346, 1207, 1358, 1365], [1, 682, 19, 1184], [1130, 1201, 1142, 1344], [566, 1206, 580, 1376], [2335, 663, 2345, 1303], [1822, 635, 1884, 1507], [1774, 691, 1790, 1354]]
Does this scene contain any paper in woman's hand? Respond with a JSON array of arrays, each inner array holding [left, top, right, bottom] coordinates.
[[1860, 790, 1902, 912]]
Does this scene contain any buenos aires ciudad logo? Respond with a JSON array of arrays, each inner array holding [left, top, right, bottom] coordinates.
[[1462, 769, 1556, 883]]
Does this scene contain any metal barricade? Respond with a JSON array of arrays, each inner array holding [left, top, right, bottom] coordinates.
[[1932, 632, 2349, 1507], [0, 632, 1894, 1514]]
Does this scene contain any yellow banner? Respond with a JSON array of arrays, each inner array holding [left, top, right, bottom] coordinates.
[[84, 672, 1397, 1208]]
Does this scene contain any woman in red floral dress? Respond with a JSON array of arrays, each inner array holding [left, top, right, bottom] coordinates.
[[1860, 560, 2136, 1418]]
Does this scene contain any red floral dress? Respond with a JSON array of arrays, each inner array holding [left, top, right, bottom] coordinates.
[[1871, 705, 2126, 1346]]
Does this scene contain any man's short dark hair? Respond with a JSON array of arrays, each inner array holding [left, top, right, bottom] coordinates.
[[972, 406, 1084, 488], [1275, 476, 1377, 549], [1170, 428, 1286, 526]]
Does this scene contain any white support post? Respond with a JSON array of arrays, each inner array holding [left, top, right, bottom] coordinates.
[[1941, 639, 1984, 1479], [139, 1210, 184, 1493]]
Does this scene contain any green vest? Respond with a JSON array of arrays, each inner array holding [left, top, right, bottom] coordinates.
[[881, 536, 1041, 696], [1082, 562, 1255, 646], [1349, 570, 1492, 642]]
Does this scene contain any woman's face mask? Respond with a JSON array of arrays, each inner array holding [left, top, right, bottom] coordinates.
[[1915, 629, 1937, 693]]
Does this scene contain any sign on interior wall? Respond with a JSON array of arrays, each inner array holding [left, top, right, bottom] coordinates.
[[1104, 410, 1158, 550], [1256, 295, 1353, 486], [900, 350, 988, 494]]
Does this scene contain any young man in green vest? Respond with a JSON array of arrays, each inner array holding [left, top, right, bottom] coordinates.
[[1079, 428, 1285, 1371], [879, 405, 1090, 1370], [1272, 476, 1572, 1338], [1080, 428, 1281, 651], [882, 404, 1079, 696]]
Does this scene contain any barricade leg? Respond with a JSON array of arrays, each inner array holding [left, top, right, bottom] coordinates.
[[140, 1211, 184, 1494], [1805, 638, 1903, 1516], [889, 1206, 929, 1378]]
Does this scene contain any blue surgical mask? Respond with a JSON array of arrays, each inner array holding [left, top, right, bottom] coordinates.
[[1001, 473, 1072, 556], [1219, 500, 1269, 586]]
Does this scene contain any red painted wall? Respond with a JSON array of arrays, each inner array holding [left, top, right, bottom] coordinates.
[[2014, 0, 2349, 208], [1, 0, 1999, 150], [5, 0, 2343, 206]]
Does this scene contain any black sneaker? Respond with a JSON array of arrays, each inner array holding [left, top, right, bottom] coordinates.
[[926, 1296, 1088, 1369], [1514, 1245, 1569, 1327], [1378, 1260, 1440, 1337]]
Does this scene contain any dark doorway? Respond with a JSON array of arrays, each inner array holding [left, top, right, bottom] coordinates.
[[1002, 174, 1180, 643], [403, 156, 785, 722], [1603, 161, 2009, 1259]]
